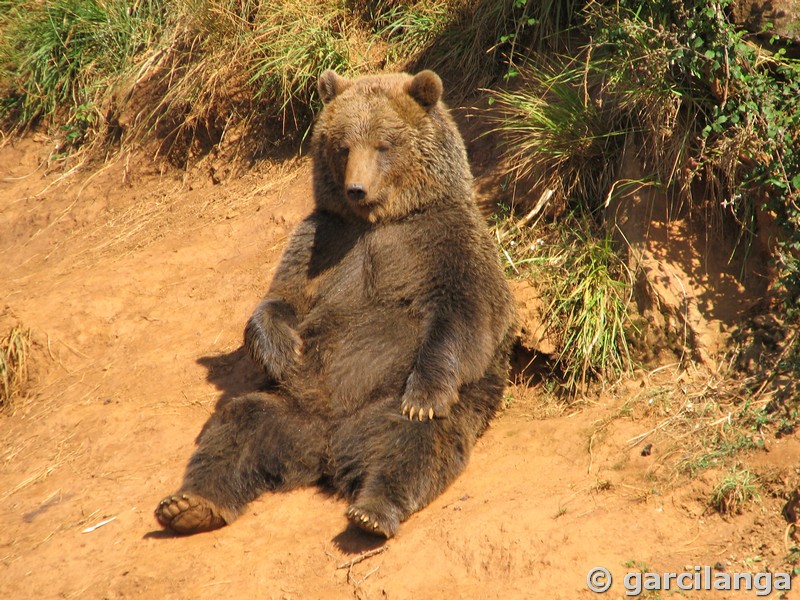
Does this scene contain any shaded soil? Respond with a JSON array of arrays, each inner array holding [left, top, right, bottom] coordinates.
[[1, 136, 798, 599]]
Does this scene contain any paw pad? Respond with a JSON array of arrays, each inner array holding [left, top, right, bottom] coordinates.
[[154, 492, 229, 535]]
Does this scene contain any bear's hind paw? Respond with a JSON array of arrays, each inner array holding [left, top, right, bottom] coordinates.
[[155, 492, 232, 535], [346, 504, 398, 539]]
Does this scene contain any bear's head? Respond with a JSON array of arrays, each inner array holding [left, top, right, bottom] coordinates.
[[311, 70, 472, 224]]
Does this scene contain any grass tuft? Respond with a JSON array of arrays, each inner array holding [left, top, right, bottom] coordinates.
[[247, 0, 355, 131], [489, 60, 628, 215], [496, 211, 634, 396], [710, 466, 761, 515], [542, 217, 634, 394], [0, 325, 32, 412]]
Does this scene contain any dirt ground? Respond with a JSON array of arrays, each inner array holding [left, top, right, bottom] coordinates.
[[1, 135, 798, 600]]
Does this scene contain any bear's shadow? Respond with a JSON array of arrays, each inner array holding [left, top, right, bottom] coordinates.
[[196, 346, 269, 411], [332, 526, 388, 554]]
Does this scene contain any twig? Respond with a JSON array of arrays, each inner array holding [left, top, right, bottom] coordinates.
[[785, 523, 796, 552], [517, 188, 554, 230], [502, 247, 519, 275], [349, 565, 380, 587], [336, 546, 388, 570], [81, 516, 117, 533]]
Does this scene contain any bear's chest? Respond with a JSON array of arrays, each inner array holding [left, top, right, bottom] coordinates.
[[308, 226, 425, 311]]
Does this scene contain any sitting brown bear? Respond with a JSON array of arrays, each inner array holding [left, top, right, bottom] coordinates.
[[155, 69, 516, 538]]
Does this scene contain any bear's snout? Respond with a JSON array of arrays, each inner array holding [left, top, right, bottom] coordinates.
[[346, 183, 367, 202], [344, 146, 380, 205]]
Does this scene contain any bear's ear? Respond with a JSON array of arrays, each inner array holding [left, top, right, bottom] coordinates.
[[406, 70, 443, 109], [318, 70, 350, 104]]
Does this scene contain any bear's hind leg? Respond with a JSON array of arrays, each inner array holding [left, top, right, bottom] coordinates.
[[334, 408, 479, 539], [156, 392, 326, 534], [346, 420, 473, 538], [335, 366, 506, 538]]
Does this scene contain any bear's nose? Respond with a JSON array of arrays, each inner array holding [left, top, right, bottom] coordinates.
[[346, 183, 367, 202]]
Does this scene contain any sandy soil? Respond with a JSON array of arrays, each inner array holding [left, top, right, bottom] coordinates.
[[0, 136, 798, 600]]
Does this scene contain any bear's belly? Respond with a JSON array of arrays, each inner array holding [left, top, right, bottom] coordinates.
[[297, 299, 422, 413]]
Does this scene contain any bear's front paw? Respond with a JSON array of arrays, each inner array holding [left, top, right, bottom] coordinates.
[[244, 315, 302, 381], [400, 389, 454, 421]]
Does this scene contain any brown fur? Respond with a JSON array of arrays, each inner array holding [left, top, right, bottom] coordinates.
[[156, 70, 516, 538]]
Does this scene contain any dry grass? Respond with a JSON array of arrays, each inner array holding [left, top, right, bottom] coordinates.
[[0, 325, 32, 412], [603, 366, 768, 485]]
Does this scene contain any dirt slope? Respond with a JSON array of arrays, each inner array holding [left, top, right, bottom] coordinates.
[[0, 138, 797, 600]]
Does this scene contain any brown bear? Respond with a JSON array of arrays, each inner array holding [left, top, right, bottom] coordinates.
[[155, 69, 516, 538]]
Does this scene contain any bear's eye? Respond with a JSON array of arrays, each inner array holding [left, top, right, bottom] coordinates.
[[334, 142, 349, 158], [375, 141, 391, 153]]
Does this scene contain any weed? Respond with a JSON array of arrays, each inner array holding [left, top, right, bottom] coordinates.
[[680, 431, 760, 476], [497, 211, 634, 396], [491, 0, 800, 313], [785, 546, 800, 577], [588, 0, 800, 305], [544, 216, 634, 394], [709, 466, 761, 515], [623, 559, 650, 572], [371, 0, 453, 65]]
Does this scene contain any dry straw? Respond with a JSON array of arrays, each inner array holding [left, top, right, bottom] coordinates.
[[0, 325, 32, 411]]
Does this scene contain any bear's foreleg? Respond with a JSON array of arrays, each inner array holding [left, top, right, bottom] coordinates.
[[244, 299, 303, 382]]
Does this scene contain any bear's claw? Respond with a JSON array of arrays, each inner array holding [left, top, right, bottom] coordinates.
[[400, 394, 453, 421], [155, 492, 231, 534], [400, 403, 436, 421]]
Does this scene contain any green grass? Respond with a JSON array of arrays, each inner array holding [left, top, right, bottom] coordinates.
[[0, 0, 163, 143], [489, 61, 629, 215], [545, 219, 634, 393], [709, 466, 761, 515], [371, 0, 453, 65], [247, 0, 355, 128], [0, 0, 587, 154], [1, 0, 573, 152], [497, 212, 634, 395], [678, 430, 760, 476]]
